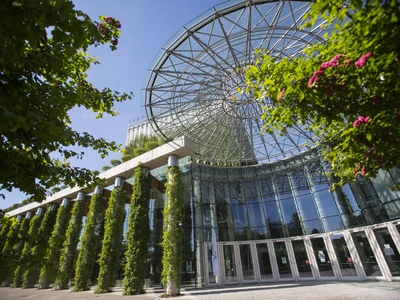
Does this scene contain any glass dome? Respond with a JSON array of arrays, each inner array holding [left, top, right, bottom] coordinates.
[[143, 0, 332, 165]]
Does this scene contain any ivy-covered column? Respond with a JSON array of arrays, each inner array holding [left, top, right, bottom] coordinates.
[[54, 192, 86, 290], [95, 177, 127, 293], [162, 155, 184, 297], [1, 216, 21, 286], [123, 164, 151, 295], [73, 187, 108, 291], [13, 209, 44, 288], [10, 212, 32, 287], [39, 198, 72, 289], [23, 204, 58, 288], [0, 218, 12, 252]]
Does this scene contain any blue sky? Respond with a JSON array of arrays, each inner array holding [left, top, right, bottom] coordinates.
[[1, 0, 229, 209]]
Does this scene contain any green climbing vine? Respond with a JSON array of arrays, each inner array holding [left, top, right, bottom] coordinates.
[[161, 166, 184, 296], [39, 202, 72, 289], [0, 217, 12, 252], [123, 164, 151, 295], [73, 192, 108, 291], [23, 204, 58, 288], [10, 217, 30, 287], [54, 199, 85, 290], [13, 213, 43, 287], [0, 217, 20, 285], [95, 187, 127, 293]]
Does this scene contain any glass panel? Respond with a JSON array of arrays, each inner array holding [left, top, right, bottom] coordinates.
[[291, 170, 311, 196], [216, 204, 233, 228], [330, 234, 358, 277], [207, 244, 217, 283], [251, 227, 269, 240], [274, 241, 293, 278], [229, 182, 245, 204], [280, 198, 298, 224], [351, 231, 382, 276], [275, 175, 293, 200], [256, 243, 273, 280], [269, 224, 286, 238], [244, 182, 260, 203], [322, 215, 344, 232], [292, 240, 313, 278], [264, 201, 282, 224], [218, 228, 235, 242], [234, 227, 251, 241], [310, 237, 335, 277], [260, 179, 275, 197], [297, 194, 319, 221], [239, 244, 255, 281], [232, 204, 249, 228], [303, 219, 324, 235], [314, 189, 339, 217], [248, 203, 266, 227], [223, 245, 237, 282], [215, 183, 230, 204], [370, 170, 398, 202], [374, 227, 400, 276]]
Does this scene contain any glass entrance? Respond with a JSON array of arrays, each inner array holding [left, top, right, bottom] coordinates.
[[273, 241, 293, 279], [330, 234, 358, 277], [256, 243, 274, 280], [292, 239, 313, 278], [222, 244, 239, 283], [374, 227, 400, 277], [238, 244, 256, 282], [310, 237, 335, 278], [351, 231, 383, 277]]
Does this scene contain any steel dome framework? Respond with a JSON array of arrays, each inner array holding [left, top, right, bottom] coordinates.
[[143, 0, 332, 165]]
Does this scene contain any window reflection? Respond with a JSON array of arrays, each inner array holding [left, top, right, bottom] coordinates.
[[264, 201, 282, 224], [314, 189, 339, 217], [248, 203, 266, 227], [280, 198, 297, 224], [322, 215, 344, 232], [232, 204, 249, 228], [297, 194, 319, 221], [303, 219, 324, 235]]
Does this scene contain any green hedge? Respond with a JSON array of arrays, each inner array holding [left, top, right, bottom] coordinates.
[[39, 203, 72, 288], [54, 199, 85, 290], [0, 217, 20, 285], [161, 166, 184, 296], [95, 187, 127, 293], [73, 193, 108, 291], [13, 214, 43, 287], [22, 205, 58, 288], [123, 165, 151, 295]]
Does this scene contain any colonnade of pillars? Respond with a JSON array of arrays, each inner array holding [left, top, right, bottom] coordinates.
[[0, 155, 180, 293]]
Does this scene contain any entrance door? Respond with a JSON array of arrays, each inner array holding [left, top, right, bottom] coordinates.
[[273, 241, 294, 280], [373, 227, 400, 277], [238, 243, 256, 283], [310, 236, 336, 279], [351, 231, 383, 278], [291, 239, 314, 279], [329, 234, 359, 278], [255, 242, 274, 281], [222, 244, 239, 284]]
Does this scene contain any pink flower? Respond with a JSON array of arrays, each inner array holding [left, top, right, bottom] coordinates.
[[355, 52, 373, 69], [353, 116, 370, 127], [115, 20, 121, 29], [104, 16, 113, 24], [308, 70, 324, 87], [361, 167, 366, 176], [278, 88, 285, 101]]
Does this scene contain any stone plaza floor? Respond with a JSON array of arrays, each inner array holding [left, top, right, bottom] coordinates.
[[0, 281, 399, 300]]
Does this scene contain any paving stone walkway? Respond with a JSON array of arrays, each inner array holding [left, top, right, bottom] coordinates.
[[0, 281, 399, 300]]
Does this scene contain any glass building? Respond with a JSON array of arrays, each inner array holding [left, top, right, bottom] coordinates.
[[140, 0, 400, 287]]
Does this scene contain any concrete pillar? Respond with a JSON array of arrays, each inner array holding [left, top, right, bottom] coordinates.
[[114, 176, 125, 188], [36, 207, 44, 216], [61, 198, 70, 207], [168, 154, 179, 167], [50, 203, 58, 211], [16, 215, 22, 221], [94, 186, 103, 195], [77, 192, 85, 201], [143, 167, 150, 177], [25, 212, 32, 219]]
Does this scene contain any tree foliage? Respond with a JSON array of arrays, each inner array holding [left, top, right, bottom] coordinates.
[[54, 199, 85, 290], [161, 166, 184, 296], [95, 187, 127, 293], [39, 202, 72, 289], [122, 134, 164, 162], [244, 0, 400, 187], [73, 193, 108, 291], [123, 164, 151, 295], [0, 0, 133, 201]]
